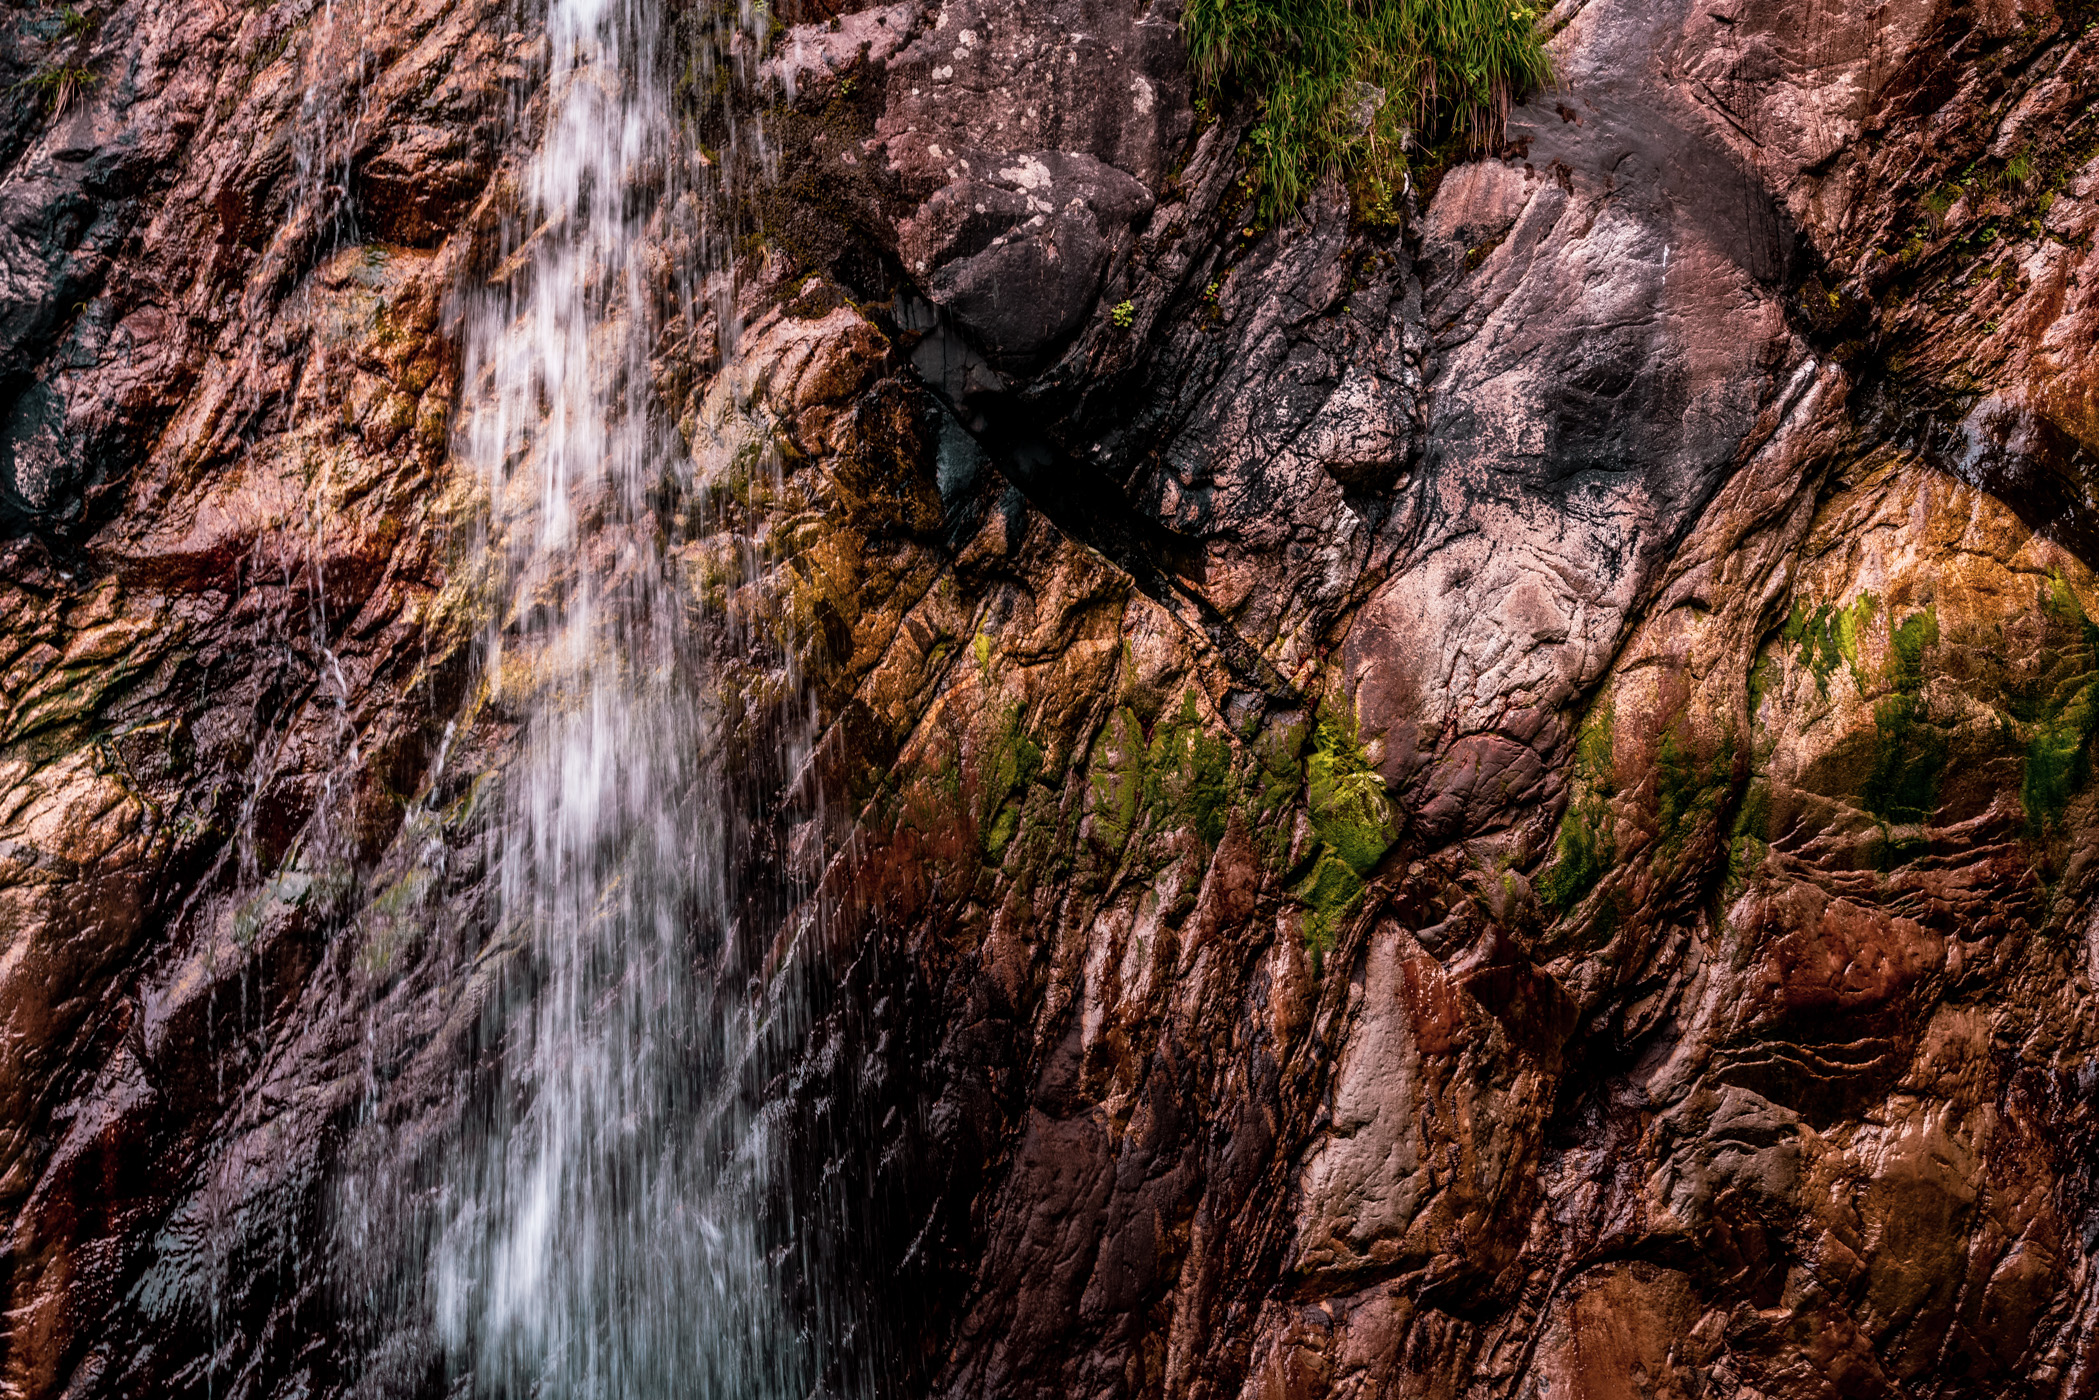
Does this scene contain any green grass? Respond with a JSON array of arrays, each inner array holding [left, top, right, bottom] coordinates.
[[19, 65, 95, 113], [1182, 0, 1552, 220]]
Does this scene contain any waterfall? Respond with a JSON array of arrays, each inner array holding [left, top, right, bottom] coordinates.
[[346, 0, 821, 1392]]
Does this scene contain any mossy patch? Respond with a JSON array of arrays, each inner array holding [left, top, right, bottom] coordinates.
[[1292, 850, 1363, 973], [1084, 690, 1243, 854], [1249, 711, 1309, 862], [1725, 780, 1771, 897], [1305, 705, 1395, 876], [1861, 608, 1943, 824], [2018, 576, 2099, 831], [1143, 689, 1236, 847], [1539, 697, 1614, 915], [1087, 706, 1149, 851], [1781, 592, 1879, 696], [1653, 719, 1735, 852], [1538, 796, 1610, 915], [979, 701, 1046, 861]]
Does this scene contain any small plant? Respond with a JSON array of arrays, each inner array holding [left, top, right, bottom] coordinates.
[[19, 64, 94, 115], [1183, 0, 1553, 222], [1109, 299, 1135, 329], [59, 6, 92, 38], [1922, 182, 1960, 229], [2004, 149, 2035, 191], [1203, 278, 1222, 301]]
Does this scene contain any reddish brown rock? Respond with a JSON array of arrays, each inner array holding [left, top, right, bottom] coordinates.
[[4, 0, 2099, 1394]]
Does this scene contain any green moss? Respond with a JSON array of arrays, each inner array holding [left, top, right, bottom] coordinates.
[[1775, 598, 1944, 829], [1248, 712, 1309, 863], [1538, 695, 1617, 914], [1088, 707, 1149, 849], [1145, 689, 1235, 847], [2020, 692, 2098, 828], [1747, 651, 1776, 719], [1305, 705, 1395, 876], [1293, 850, 1364, 972], [1538, 795, 1610, 914], [1252, 714, 1308, 813], [1781, 593, 1879, 696], [1573, 697, 1616, 795], [1837, 595, 1878, 679], [1182, 0, 1552, 221], [368, 866, 432, 918], [979, 701, 1045, 859], [983, 801, 1024, 860], [1081, 691, 1282, 866], [1725, 781, 1770, 897], [2019, 578, 2099, 830], [1862, 609, 1943, 824], [1653, 719, 1734, 850], [1888, 608, 1938, 688]]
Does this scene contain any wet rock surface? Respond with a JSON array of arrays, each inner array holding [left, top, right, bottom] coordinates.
[[4, 0, 2099, 1396]]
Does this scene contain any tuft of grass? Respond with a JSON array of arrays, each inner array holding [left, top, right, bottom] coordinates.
[[19, 64, 94, 115], [1182, 0, 1553, 221], [2003, 148, 2035, 192]]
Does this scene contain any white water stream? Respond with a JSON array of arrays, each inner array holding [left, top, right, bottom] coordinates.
[[416, 0, 810, 1393]]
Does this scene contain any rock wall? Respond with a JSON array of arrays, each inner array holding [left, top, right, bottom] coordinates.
[[2, 0, 2098, 1394]]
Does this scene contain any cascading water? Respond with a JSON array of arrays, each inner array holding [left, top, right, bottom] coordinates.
[[357, 0, 825, 1392]]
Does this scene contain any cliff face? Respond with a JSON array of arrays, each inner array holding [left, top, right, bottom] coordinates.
[[3, 0, 2099, 1394]]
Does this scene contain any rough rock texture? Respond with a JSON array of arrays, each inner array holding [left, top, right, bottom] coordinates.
[[5, 0, 2099, 1395]]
